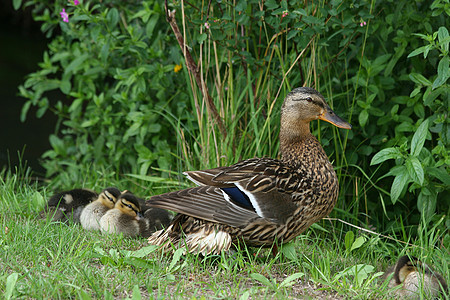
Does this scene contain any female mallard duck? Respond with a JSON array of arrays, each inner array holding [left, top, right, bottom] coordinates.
[[146, 87, 351, 255], [80, 187, 122, 230], [99, 192, 148, 237], [39, 188, 98, 223], [382, 255, 448, 299]]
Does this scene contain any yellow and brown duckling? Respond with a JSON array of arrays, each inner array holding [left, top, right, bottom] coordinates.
[[146, 87, 352, 255], [39, 188, 98, 223], [80, 187, 122, 231], [99, 192, 151, 237], [383, 255, 448, 299]]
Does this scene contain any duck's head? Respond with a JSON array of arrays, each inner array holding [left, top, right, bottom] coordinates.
[[98, 187, 122, 208], [394, 256, 421, 284], [115, 193, 143, 219], [281, 87, 351, 140]]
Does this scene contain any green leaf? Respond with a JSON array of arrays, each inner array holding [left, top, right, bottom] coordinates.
[[410, 87, 421, 98], [123, 122, 141, 142], [417, 188, 437, 220], [407, 45, 428, 58], [409, 73, 432, 86], [239, 291, 250, 300], [60, 79, 71, 94], [370, 147, 402, 165], [146, 14, 159, 40], [287, 29, 298, 40], [131, 285, 142, 300], [413, 103, 425, 119], [350, 236, 366, 252], [437, 26, 449, 52], [344, 231, 354, 251], [406, 157, 424, 185], [250, 273, 274, 289], [64, 54, 89, 75], [12, 0, 22, 10], [81, 119, 99, 128], [167, 248, 184, 273], [424, 86, 443, 106], [148, 124, 161, 133], [107, 8, 120, 28], [5, 273, 19, 300], [78, 290, 92, 300], [432, 56, 449, 89], [390, 166, 410, 204], [279, 272, 304, 288], [235, 0, 247, 11], [265, 0, 279, 9], [281, 243, 297, 261], [411, 119, 429, 156], [20, 101, 31, 122], [197, 33, 207, 43], [127, 245, 158, 258], [334, 264, 374, 287], [426, 167, 450, 186], [359, 109, 369, 127], [31, 191, 45, 210]]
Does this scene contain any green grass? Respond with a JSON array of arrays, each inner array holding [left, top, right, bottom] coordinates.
[[1, 169, 448, 299]]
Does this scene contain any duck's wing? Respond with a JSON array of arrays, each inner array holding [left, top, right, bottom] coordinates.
[[147, 158, 299, 227]]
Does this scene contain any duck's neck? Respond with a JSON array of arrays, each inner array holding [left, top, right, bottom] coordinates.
[[280, 121, 311, 155], [279, 121, 329, 169]]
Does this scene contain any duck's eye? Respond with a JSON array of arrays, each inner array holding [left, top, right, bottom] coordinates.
[[305, 97, 313, 102]]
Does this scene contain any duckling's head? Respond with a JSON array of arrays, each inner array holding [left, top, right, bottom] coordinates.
[[280, 87, 351, 140], [115, 193, 143, 219], [394, 255, 421, 284], [98, 187, 122, 208]]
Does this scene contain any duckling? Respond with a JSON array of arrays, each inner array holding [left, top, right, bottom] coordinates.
[[39, 188, 98, 223], [383, 255, 448, 299], [80, 187, 121, 230], [141, 205, 172, 236], [146, 87, 352, 255], [99, 192, 149, 237]]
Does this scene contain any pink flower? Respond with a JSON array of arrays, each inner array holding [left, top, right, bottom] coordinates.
[[360, 21, 367, 27], [204, 22, 210, 29], [60, 8, 69, 22], [73, 0, 80, 5]]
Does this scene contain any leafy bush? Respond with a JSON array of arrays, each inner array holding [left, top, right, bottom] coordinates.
[[16, 0, 448, 234], [18, 0, 187, 182]]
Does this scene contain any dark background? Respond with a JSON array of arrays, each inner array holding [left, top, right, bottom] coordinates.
[[0, 0, 55, 175]]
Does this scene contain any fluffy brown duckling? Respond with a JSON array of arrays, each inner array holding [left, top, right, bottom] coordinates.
[[99, 192, 148, 237], [141, 205, 172, 235], [383, 255, 448, 299], [99, 193, 172, 237], [80, 187, 122, 230], [39, 188, 98, 223]]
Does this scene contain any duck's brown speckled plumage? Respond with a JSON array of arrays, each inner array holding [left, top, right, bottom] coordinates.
[[147, 87, 351, 254]]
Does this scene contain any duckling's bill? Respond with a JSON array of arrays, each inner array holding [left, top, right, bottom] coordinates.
[[319, 107, 352, 129]]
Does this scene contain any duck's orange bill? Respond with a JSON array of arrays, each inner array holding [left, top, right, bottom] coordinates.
[[319, 108, 352, 129]]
